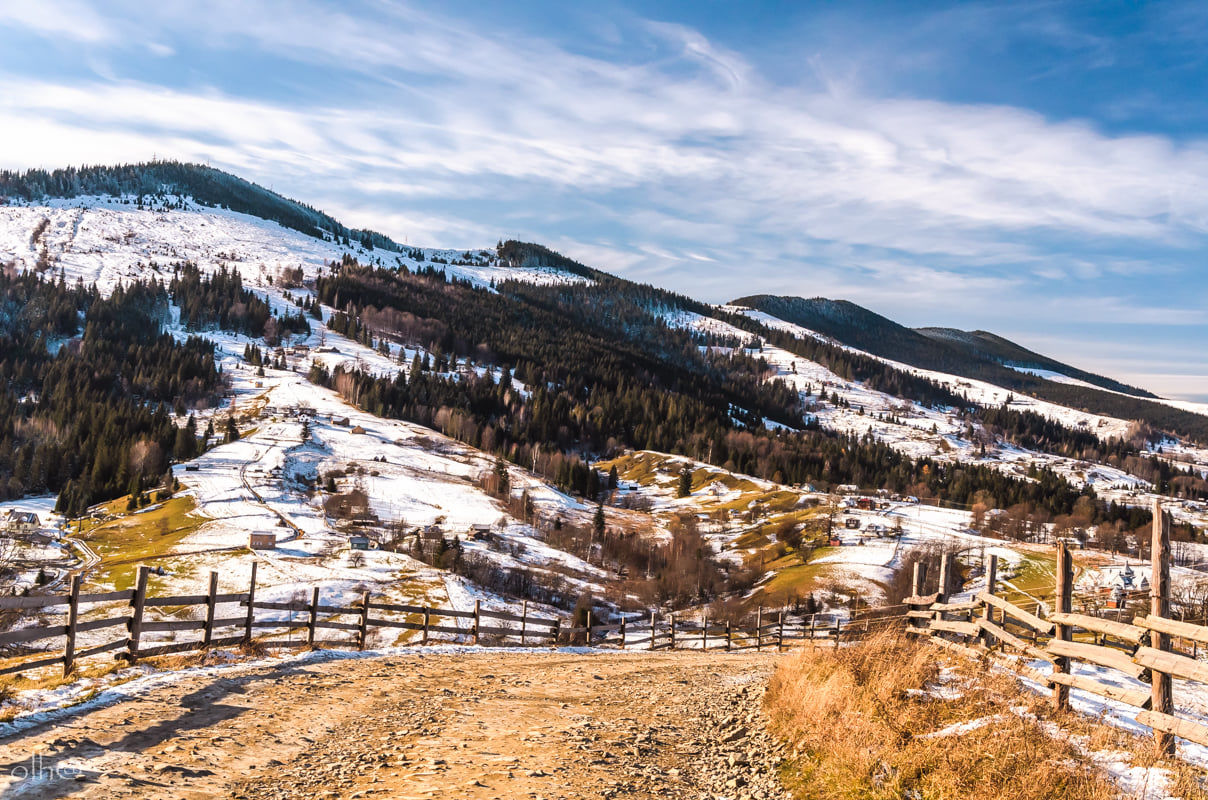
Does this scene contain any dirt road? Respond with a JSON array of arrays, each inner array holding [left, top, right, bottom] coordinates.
[[0, 649, 791, 799]]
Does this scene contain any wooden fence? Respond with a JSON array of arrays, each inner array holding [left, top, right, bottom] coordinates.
[[0, 561, 862, 679], [905, 499, 1205, 756]]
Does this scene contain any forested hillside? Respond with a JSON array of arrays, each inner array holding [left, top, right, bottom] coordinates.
[[312, 256, 1136, 522], [0, 271, 222, 514]]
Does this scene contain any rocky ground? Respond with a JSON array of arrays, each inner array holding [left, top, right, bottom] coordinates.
[[0, 649, 792, 799]]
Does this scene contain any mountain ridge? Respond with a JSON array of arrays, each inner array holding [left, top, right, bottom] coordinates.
[[0, 161, 406, 253], [731, 293, 1155, 399]]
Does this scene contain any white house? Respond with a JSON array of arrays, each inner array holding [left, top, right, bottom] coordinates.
[[4, 511, 39, 535]]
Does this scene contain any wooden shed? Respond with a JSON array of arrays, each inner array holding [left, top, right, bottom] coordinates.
[[249, 531, 277, 550]]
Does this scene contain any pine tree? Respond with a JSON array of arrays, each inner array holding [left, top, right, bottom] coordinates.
[[677, 465, 693, 498], [493, 458, 510, 497]]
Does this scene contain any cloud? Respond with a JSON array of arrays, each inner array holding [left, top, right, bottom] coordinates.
[[1, 0, 1207, 395], [0, 0, 115, 43]]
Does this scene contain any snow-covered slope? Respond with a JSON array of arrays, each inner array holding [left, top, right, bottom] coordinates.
[[664, 308, 1148, 492], [731, 306, 1208, 481], [0, 197, 614, 650], [0, 195, 590, 294]]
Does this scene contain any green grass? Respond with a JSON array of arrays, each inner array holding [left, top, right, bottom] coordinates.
[[595, 450, 765, 496], [79, 495, 206, 590], [998, 553, 1058, 606]]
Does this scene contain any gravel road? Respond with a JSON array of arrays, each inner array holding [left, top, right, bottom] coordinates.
[[0, 649, 792, 800]]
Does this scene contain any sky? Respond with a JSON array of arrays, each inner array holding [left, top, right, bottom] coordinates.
[[1, 1, 1207, 401]]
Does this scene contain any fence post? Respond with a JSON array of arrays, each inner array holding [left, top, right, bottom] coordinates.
[[521, 600, 528, 646], [473, 599, 480, 645], [726, 619, 732, 652], [243, 561, 257, 645], [586, 609, 593, 646], [307, 586, 319, 647], [620, 616, 626, 649], [670, 613, 676, 649], [755, 607, 762, 652], [777, 611, 785, 652], [358, 590, 371, 651], [1152, 500, 1175, 756], [980, 554, 998, 647], [702, 613, 708, 651], [127, 565, 150, 662], [909, 562, 927, 631], [937, 553, 952, 603], [63, 574, 81, 677], [422, 607, 430, 645], [810, 613, 817, 643], [1052, 544, 1072, 711], [911, 561, 926, 598], [552, 616, 561, 645], [203, 571, 218, 647], [649, 610, 656, 651]]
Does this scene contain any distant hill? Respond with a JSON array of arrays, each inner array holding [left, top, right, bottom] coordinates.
[[915, 327, 1154, 397], [0, 161, 406, 252], [732, 294, 1208, 443], [733, 294, 1153, 398]]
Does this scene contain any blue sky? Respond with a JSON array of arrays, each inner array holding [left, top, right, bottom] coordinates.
[[1, 1, 1207, 401]]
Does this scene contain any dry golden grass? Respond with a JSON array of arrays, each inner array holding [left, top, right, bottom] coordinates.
[[765, 630, 1200, 800]]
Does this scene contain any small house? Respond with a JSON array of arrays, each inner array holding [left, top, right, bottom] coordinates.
[[351, 425, 366, 435], [855, 497, 876, 511], [349, 535, 372, 551], [828, 536, 843, 547], [249, 531, 276, 550], [844, 518, 860, 530], [468, 523, 492, 541], [4, 511, 39, 534]]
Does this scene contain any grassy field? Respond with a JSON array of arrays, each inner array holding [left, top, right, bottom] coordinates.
[[77, 495, 207, 591]]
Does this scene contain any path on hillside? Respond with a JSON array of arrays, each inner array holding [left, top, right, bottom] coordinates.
[[0, 650, 791, 800]]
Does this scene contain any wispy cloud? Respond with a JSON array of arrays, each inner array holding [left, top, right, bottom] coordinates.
[[1, 0, 1207, 392]]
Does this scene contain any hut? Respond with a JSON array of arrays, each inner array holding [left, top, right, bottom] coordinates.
[[249, 531, 277, 550]]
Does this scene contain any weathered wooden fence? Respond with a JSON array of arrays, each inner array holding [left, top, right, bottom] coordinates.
[[0, 560, 862, 679], [906, 499, 1204, 756]]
